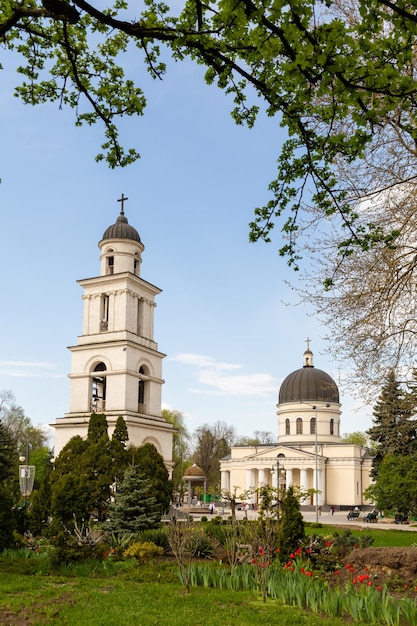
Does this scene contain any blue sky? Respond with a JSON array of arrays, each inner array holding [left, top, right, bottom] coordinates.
[[0, 45, 373, 445]]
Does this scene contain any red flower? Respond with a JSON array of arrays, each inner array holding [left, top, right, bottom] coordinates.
[[334, 570, 339, 575], [377, 586, 382, 591]]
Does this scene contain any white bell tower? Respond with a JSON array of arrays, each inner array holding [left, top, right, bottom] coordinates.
[[53, 196, 173, 470]]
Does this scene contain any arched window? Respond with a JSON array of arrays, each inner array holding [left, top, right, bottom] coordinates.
[[91, 362, 106, 411], [330, 418, 334, 435], [134, 252, 140, 276], [310, 417, 316, 434], [138, 366, 146, 413], [285, 419, 290, 435], [296, 417, 303, 435]]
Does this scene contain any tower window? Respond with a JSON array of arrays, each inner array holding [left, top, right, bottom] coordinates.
[[137, 298, 143, 335], [134, 253, 140, 276], [138, 366, 147, 413], [310, 417, 316, 435], [91, 362, 106, 412], [330, 418, 334, 435], [285, 418, 290, 435], [296, 418, 303, 435], [107, 256, 114, 275], [100, 294, 109, 331]]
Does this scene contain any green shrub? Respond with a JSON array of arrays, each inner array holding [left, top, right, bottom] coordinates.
[[201, 516, 208, 522], [189, 533, 215, 559], [135, 528, 170, 554], [123, 541, 164, 562]]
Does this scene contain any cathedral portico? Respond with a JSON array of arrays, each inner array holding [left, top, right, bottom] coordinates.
[[220, 343, 373, 508]]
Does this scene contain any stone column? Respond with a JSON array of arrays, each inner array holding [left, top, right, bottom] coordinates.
[[221, 470, 230, 493]]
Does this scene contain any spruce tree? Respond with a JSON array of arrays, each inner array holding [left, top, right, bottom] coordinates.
[[367, 370, 417, 479], [132, 443, 172, 513], [106, 466, 161, 534]]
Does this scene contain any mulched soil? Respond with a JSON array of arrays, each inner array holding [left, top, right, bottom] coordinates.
[[337, 547, 417, 589]]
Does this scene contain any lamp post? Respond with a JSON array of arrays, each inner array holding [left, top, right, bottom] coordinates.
[[300, 402, 330, 523], [272, 456, 285, 510], [19, 443, 35, 508]]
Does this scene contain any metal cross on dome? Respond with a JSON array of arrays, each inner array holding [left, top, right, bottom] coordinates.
[[305, 337, 311, 351], [117, 193, 129, 215]]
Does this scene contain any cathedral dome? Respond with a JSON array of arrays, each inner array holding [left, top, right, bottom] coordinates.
[[102, 208, 141, 243], [279, 348, 339, 404]]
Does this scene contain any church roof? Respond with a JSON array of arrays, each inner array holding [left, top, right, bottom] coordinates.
[[184, 463, 206, 477], [102, 208, 141, 243], [279, 348, 339, 404]]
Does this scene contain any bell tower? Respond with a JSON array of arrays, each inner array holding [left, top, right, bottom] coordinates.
[[53, 196, 173, 470]]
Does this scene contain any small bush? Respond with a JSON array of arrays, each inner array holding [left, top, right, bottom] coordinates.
[[189, 533, 215, 559], [201, 516, 208, 522], [135, 528, 170, 554], [123, 541, 164, 562]]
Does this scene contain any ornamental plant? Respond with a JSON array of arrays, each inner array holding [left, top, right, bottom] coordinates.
[[123, 541, 163, 562]]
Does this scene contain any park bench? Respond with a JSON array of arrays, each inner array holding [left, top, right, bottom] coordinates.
[[364, 511, 378, 523], [347, 510, 360, 520], [394, 513, 409, 525]]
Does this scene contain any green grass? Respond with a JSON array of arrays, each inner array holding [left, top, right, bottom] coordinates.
[[305, 523, 417, 547], [0, 570, 346, 626], [1, 525, 416, 625]]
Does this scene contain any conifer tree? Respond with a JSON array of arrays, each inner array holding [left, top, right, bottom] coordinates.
[[0, 421, 15, 482], [87, 413, 109, 444], [28, 465, 52, 535], [106, 467, 161, 534], [132, 443, 172, 513], [112, 415, 129, 444], [0, 484, 14, 550], [110, 416, 129, 484], [367, 370, 417, 479], [278, 487, 305, 560]]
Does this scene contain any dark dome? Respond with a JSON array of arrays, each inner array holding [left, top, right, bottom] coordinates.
[[279, 365, 339, 404], [102, 210, 141, 242]]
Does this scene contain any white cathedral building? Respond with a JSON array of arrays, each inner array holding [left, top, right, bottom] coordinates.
[[220, 346, 373, 508], [53, 199, 173, 474]]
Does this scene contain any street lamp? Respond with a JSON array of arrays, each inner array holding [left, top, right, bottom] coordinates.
[[272, 455, 286, 509], [19, 443, 35, 508], [300, 402, 330, 523]]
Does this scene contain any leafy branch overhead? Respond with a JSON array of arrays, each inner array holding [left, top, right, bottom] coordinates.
[[3, 0, 417, 260]]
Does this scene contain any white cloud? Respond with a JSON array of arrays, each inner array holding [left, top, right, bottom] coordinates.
[[170, 353, 278, 397], [0, 360, 64, 378]]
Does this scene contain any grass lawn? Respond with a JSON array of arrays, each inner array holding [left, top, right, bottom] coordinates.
[[1, 525, 416, 625], [0, 569, 346, 626], [305, 523, 417, 547]]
